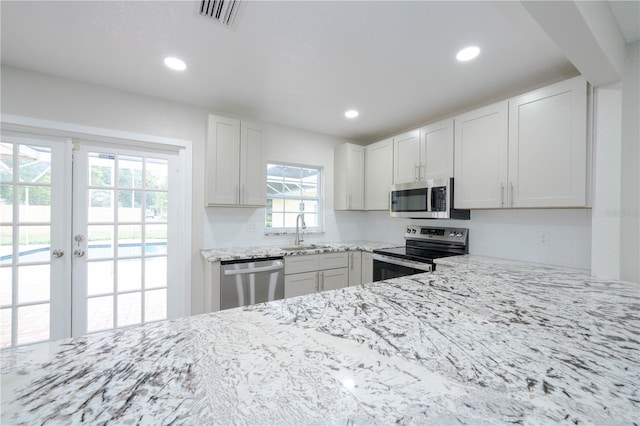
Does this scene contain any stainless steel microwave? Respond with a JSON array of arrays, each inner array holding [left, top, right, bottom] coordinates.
[[389, 177, 470, 220]]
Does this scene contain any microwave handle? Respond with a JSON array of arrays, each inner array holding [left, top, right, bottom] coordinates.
[[426, 186, 432, 212]]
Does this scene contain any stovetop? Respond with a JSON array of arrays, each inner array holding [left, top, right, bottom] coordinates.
[[374, 225, 469, 263]]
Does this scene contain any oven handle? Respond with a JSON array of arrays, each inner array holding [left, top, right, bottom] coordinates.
[[372, 254, 433, 272]]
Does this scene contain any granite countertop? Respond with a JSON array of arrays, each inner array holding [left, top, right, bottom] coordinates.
[[2, 255, 639, 424], [201, 240, 400, 262]]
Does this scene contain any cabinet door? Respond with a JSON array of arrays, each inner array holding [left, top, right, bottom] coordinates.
[[393, 129, 420, 184], [454, 101, 509, 209], [508, 76, 587, 208], [347, 144, 365, 209], [348, 251, 362, 286], [334, 143, 364, 210], [285, 254, 318, 274], [361, 252, 373, 284], [285, 271, 318, 298], [365, 138, 393, 210], [206, 115, 240, 205], [240, 122, 266, 206], [321, 268, 349, 292], [421, 118, 454, 180]]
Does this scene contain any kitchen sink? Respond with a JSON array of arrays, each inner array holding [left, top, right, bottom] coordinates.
[[279, 244, 331, 251]]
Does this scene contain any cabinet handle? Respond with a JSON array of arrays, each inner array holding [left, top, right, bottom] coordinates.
[[242, 184, 246, 204], [348, 194, 352, 209], [321, 271, 324, 291], [236, 184, 240, 204], [414, 164, 419, 181], [500, 183, 505, 208], [510, 182, 514, 207], [419, 163, 425, 180], [315, 272, 320, 292], [350, 253, 353, 270]]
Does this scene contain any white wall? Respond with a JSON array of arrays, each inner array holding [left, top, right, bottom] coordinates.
[[203, 122, 366, 248], [0, 66, 359, 316], [619, 41, 640, 283], [591, 83, 622, 279], [363, 209, 592, 270]]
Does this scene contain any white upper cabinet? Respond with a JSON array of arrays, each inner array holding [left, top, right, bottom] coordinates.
[[508, 76, 588, 208], [454, 76, 589, 209], [454, 101, 509, 209], [393, 129, 420, 184], [393, 120, 454, 184], [240, 122, 266, 206], [335, 143, 365, 210], [365, 138, 393, 210], [206, 115, 265, 206], [421, 118, 454, 180]]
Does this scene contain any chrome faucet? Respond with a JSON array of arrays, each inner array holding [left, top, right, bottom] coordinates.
[[295, 213, 306, 245]]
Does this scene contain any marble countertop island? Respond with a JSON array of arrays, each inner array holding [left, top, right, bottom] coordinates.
[[2, 256, 639, 424]]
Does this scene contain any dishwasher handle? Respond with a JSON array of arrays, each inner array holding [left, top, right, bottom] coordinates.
[[223, 261, 284, 276]]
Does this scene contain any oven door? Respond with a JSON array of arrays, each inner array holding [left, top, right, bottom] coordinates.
[[372, 254, 433, 281]]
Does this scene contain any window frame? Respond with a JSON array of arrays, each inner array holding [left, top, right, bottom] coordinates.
[[265, 161, 323, 235]]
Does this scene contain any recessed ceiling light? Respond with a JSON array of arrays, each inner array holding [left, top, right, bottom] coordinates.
[[456, 46, 480, 62], [345, 110, 359, 118], [164, 57, 187, 71]]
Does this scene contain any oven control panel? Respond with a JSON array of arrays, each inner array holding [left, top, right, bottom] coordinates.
[[404, 225, 468, 243]]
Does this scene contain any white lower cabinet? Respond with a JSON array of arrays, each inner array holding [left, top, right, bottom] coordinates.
[[284, 252, 349, 298], [361, 252, 373, 284], [321, 268, 349, 292], [284, 271, 318, 299], [348, 251, 362, 286]]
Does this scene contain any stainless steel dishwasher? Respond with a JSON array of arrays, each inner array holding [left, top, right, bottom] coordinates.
[[220, 257, 285, 310]]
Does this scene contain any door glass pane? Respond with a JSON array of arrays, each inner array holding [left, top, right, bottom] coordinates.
[[17, 303, 50, 345], [1, 308, 12, 348], [87, 296, 114, 332], [117, 156, 142, 189], [145, 158, 168, 190], [145, 289, 166, 322], [118, 190, 142, 222], [89, 153, 114, 187], [88, 225, 114, 259], [0, 184, 13, 222], [18, 264, 50, 304], [0, 226, 12, 266], [87, 261, 113, 296], [145, 191, 166, 222], [117, 259, 141, 292], [89, 189, 114, 222], [117, 292, 141, 327], [145, 257, 166, 289], [0, 143, 14, 184], [19, 186, 51, 222], [17, 225, 50, 264], [0, 267, 11, 306], [145, 224, 167, 255], [118, 225, 142, 257], [18, 146, 51, 183]]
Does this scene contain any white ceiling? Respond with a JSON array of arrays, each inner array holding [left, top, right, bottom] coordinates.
[[0, 1, 627, 142]]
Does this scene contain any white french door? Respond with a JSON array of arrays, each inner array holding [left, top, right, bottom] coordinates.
[[1, 130, 186, 348]]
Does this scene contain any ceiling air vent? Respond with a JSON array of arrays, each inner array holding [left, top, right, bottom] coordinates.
[[199, 0, 240, 27]]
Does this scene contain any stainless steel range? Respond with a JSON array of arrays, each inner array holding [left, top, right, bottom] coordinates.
[[372, 225, 468, 281]]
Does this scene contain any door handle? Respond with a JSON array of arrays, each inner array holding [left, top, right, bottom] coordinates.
[[510, 182, 514, 207]]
